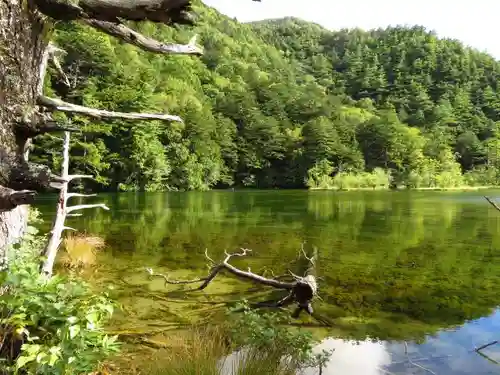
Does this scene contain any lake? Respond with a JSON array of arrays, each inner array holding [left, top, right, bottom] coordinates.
[[35, 190, 500, 374]]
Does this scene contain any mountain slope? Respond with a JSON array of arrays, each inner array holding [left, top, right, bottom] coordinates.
[[32, 3, 500, 191]]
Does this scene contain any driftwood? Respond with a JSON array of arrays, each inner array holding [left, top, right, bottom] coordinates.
[[147, 247, 319, 319]]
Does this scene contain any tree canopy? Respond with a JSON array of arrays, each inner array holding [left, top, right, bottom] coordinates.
[[33, 6, 500, 191]]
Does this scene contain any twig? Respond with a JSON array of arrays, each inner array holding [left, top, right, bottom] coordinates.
[[485, 196, 500, 212], [204, 248, 215, 265], [66, 174, 94, 181], [477, 350, 500, 365], [66, 193, 97, 199], [145, 268, 208, 286], [47, 43, 70, 87], [476, 340, 498, 352], [300, 242, 314, 263], [404, 341, 436, 375], [66, 203, 109, 213]]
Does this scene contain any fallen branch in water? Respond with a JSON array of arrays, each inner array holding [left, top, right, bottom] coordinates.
[[475, 340, 499, 352], [146, 247, 321, 320]]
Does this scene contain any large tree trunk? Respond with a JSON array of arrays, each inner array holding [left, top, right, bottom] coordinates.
[[0, 0, 207, 264], [0, 0, 48, 253]]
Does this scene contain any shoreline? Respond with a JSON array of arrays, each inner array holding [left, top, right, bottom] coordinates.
[[308, 185, 500, 192]]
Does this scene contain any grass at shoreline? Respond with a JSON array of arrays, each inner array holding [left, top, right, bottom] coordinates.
[[107, 321, 322, 375], [309, 185, 500, 192]]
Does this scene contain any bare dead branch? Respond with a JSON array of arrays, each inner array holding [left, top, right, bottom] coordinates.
[[66, 193, 97, 199], [83, 19, 203, 55], [67, 174, 94, 182], [485, 196, 500, 213], [146, 267, 209, 286], [66, 213, 83, 217], [15, 119, 80, 138], [148, 249, 294, 291], [300, 242, 315, 264], [38, 42, 70, 95], [38, 96, 183, 122], [66, 203, 110, 213], [476, 350, 500, 365], [34, 0, 195, 25], [42, 131, 72, 277], [476, 340, 499, 352], [48, 174, 94, 190], [0, 187, 36, 212], [288, 270, 303, 281], [79, 0, 195, 24], [42, 131, 110, 277], [38, 44, 51, 96], [146, 247, 321, 320], [204, 248, 215, 265], [47, 43, 70, 87]]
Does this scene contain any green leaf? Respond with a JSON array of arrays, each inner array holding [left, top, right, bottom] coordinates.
[[36, 352, 47, 363], [86, 311, 98, 324], [16, 355, 36, 369], [48, 353, 59, 367], [69, 325, 80, 339], [23, 344, 41, 355], [102, 304, 114, 315]]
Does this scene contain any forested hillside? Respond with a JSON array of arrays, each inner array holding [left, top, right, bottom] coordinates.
[[32, 2, 500, 191]]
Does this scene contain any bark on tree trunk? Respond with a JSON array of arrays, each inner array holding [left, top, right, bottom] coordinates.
[[0, 0, 49, 255], [0, 207, 28, 266]]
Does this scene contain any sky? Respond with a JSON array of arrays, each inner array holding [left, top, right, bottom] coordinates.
[[203, 0, 500, 59]]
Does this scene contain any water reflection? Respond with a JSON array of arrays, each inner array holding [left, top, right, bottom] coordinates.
[[35, 190, 500, 358], [300, 309, 500, 375], [303, 338, 391, 375]]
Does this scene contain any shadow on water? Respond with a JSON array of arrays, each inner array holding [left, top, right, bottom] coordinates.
[[34, 189, 500, 374]]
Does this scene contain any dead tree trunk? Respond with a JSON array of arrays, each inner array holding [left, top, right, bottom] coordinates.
[[41, 131, 109, 277]]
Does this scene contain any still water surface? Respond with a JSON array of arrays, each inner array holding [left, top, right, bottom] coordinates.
[[36, 190, 500, 374]]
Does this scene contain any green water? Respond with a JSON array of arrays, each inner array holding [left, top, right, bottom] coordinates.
[[35, 190, 500, 373]]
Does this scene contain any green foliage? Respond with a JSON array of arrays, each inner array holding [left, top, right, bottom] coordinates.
[[227, 302, 332, 372], [306, 159, 335, 189], [142, 326, 227, 375], [140, 304, 330, 375], [0, 218, 119, 374], [31, 7, 500, 190], [306, 160, 391, 190]]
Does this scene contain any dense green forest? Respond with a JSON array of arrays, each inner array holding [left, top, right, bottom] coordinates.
[[33, 1, 500, 191]]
